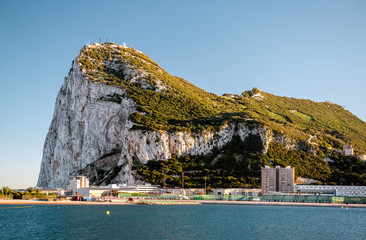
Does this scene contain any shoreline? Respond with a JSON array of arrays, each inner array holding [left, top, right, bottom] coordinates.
[[1, 199, 366, 208], [198, 200, 366, 208], [0, 199, 135, 205]]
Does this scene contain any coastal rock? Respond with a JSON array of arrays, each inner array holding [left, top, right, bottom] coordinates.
[[37, 59, 135, 188], [37, 58, 274, 187], [117, 123, 272, 185], [37, 44, 301, 188]]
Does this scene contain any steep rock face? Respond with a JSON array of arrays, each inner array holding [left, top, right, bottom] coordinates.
[[118, 123, 271, 184], [38, 58, 273, 187], [37, 60, 135, 188], [38, 43, 366, 188], [37, 44, 302, 188]]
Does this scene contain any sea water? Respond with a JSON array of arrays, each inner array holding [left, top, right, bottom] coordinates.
[[0, 204, 365, 239]]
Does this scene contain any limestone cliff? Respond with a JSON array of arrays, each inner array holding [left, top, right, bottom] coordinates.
[[37, 55, 272, 187], [38, 42, 366, 188], [37, 52, 272, 187], [37, 58, 135, 187]]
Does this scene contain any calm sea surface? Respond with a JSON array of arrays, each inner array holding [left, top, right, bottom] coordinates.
[[0, 204, 365, 240]]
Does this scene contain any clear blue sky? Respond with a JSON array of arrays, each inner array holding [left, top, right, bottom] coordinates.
[[0, 0, 365, 188]]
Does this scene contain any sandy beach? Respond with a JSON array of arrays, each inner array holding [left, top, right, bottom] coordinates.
[[0, 199, 135, 205], [1, 199, 366, 208]]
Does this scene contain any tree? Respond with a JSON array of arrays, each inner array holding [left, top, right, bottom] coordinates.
[[26, 187, 35, 194], [12, 192, 22, 199], [2, 187, 11, 195], [206, 186, 212, 194], [112, 190, 119, 197]]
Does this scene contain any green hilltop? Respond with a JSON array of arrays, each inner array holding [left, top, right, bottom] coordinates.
[[77, 42, 366, 187], [78, 42, 366, 152]]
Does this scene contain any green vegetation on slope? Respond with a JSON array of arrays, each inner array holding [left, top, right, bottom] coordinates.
[[136, 139, 366, 188], [327, 152, 366, 185], [255, 92, 366, 152], [77, 42, 366, 152], [137, 136, 264, 188], [136, 137, 353, 188], [76, 42, 366, 186]]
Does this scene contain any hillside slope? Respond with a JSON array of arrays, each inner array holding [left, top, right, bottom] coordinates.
[[37, 42, 366, 188], [78, 42, 366, 152]]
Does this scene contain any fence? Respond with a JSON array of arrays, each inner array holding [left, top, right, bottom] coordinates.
[[118, 192, 148, 198], [116, 193, 256, 201], [261, 195, 333, 203], [261, 195, 366, 204], [344, 197, 366, 204], [0, 194, 13, 200], [22, 195, 55, 200]]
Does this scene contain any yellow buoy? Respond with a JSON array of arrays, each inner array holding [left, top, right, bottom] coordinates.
[[106, 211, 110, 215], [341, 206, 343, 208], [346, 207, 348, 209]]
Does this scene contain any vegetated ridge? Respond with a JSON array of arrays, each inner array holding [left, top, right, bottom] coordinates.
[[38, 42, 366, 188]]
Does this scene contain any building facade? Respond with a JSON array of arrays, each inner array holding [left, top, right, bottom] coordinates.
[[135, 184, 160, 194], [343, 145, 354, 156], [295, 185, 366, 197], [261, 166, 295, 194], [68, 176, 89, 189]]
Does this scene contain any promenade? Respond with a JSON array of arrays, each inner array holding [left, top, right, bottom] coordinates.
[[198, 200, 366, 208]]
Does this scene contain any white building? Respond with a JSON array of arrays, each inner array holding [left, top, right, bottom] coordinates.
[[73, 184, 161, 197], [74, 187, 110, 197], [341, 145, 366, 162], [58, 189, 65, 196], [136, 184, 160, 194], [210, 188, 261, 196], [295, 185, 366, 197], [68, 176, 89, 189], [343, 145, 354, 156]]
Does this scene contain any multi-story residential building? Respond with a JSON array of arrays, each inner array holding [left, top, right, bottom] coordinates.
[[261, 166, 295, 194]]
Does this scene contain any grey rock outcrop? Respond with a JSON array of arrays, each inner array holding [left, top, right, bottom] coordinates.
[[37, 59, 135, 188], [38, 56, 275, 188]]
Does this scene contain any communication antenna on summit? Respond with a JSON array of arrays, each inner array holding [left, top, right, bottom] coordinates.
[[99, 37, 101, 43], [106, 37, 108, 42]]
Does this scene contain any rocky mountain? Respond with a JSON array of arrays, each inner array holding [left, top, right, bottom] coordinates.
[[37, 42, 366, 188]]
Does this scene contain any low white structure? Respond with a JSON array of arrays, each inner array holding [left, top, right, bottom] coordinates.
[[74, 184, 161, 197], [343, 145, 354, 156], [58, 189, 65, 196], [295, 185, 366, 197], [211, 188, 261, 196], [162, 188, 185, 195], [117, 184, 160, 194], [74, 187, 110, 197], [135, 184, 159, 194]]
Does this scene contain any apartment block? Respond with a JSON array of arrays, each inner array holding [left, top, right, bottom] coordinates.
[[261, 166, 295, 194]]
